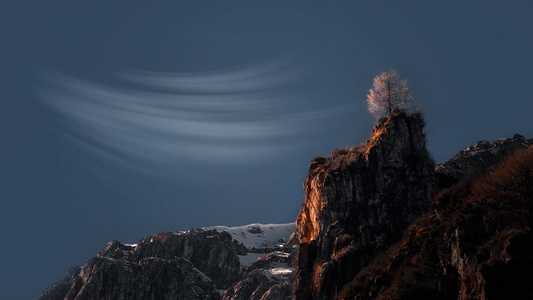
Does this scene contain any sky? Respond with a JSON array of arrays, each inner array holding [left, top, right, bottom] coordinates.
[[1, 1, 533, 299]]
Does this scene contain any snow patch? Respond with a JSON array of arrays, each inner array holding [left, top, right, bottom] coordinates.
[[269, 268, 293, 276], [205, 223, 296, 250], [269, 251, 290, 258], [262, 261, 294, 280]]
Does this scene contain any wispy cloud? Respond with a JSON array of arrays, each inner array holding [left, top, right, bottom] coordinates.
[[115, 58, 305, 94], [36, 59, 349, 179]]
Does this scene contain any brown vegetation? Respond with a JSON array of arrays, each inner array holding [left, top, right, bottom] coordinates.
[[474, 146, 533, 234], [338, 146, 533, 299]]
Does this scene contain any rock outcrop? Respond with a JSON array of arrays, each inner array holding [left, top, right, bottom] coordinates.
[[39, 107, 533, 300], [39, 229, 242, 300], [132, 229, 245, 288], [338, 146, 533, 299], [295, 111, 435, 299], [223, 249, 297, 300], [435, 134, 533, 187], [40, 224, 296, 300]]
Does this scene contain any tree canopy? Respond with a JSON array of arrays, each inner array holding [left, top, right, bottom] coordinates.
[[367, 69, 413, 119]]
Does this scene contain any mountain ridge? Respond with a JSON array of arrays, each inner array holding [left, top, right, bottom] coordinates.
[[39, 223, 297, 300], [295, 111, 435, 299], [40, 111, 532, 300]]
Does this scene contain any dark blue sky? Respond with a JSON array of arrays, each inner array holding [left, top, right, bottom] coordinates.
[[2, 2, 532, 299]]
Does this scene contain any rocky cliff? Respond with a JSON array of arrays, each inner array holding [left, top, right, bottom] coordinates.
[[339, 144, 533, 299], [39, 224, 297, 300], [294, 110, 532, 299], [40, 110, 533, 300], [295, 111, 435, 299]]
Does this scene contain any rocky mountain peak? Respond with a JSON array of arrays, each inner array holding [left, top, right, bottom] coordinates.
[[295, 110, 435, 299], [39, 224, 297, 300], [39, 109, 532, 300]]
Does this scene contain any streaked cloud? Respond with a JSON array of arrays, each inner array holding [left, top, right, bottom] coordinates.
[[36, 59, 350, 179], [115, 57, 305, 94]]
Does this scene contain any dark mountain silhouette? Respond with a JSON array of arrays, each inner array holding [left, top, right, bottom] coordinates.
[[40, 111, 532, 300]]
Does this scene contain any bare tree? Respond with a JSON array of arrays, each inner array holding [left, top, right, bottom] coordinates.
[[367, 69, 413, 119]]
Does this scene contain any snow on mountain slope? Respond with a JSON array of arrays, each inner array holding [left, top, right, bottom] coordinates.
[[205, 223, 296, 250], [238, 252, 265, 268]]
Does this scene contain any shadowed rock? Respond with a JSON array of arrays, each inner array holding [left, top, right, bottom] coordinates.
[[295, 111, 435, 299], [39, 229, 243, 300]]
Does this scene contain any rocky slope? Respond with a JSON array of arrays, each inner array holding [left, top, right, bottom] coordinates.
[[294, 111, 532, 299], [222, 249, 296, 300], [295, 111, 435, 299], [294, 110, 532, 299], [435, 134, 532, 187], [39, 224, 296, 300], [219, 224, 298, 300], [339, 145, 533, 299], [40, 109, 532, 300]]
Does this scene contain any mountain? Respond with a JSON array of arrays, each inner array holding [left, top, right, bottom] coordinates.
[[39, 223, 297, 300], [295, 111, 435, 299], [293, 111, 532, 299], [338, 138, 533, 299], [40, 110, 532, 299]]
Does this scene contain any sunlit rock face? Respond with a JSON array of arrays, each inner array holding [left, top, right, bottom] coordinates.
[[295, 111, 435, 299], [36, 106, 533, 300]]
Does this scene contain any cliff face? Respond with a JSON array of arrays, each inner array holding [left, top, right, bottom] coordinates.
[[295, 111, 533, 300], [40, 224, 297, 300], [295, 111, 435, 299], [132, 229, 244, 289], [40, 109, 532, 300], [339, 145, 533, 299]]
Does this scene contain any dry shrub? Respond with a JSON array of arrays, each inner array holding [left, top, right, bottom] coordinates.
[[472, 146, 533, 231]]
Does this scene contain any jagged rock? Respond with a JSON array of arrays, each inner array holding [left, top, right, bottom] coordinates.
[[39, 255, 221, 300], [295, 111, 435, 299], [39, 229, 242, 300], [261, 281, 294, 300], [39, 104, 532, 300], [40, 224, 297, 300], [247, 225, 264, 234], [435, 134, 533, 187], [223, 269, 274, 300], [132, 229, 242, 288], [224, 248, 297, 300], [446, 193, 533, 299], [247, 251, 294, 272], [222, 269, 294, 300], [38, 266, 82, 300], [336, 138, 533, 300]]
